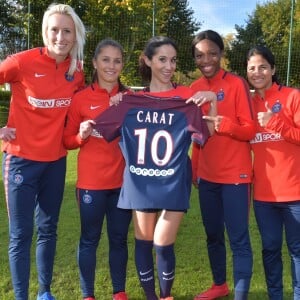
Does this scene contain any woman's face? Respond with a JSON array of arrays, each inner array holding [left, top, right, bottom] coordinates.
[[194, 39, 222, 79], [93, 45, 124, 87], [146, 44, 177, 85], [247, 54, 274, 92], [46, 13, 76, 63]]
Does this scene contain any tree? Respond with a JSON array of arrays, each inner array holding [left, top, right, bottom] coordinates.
[[82, 0, 201, 85], [158, 0, 201, 73], [1, 0, 201, 86], [0, 0, 27, 60], [226, 11, 264, 79], [226, 0, 300, 86]]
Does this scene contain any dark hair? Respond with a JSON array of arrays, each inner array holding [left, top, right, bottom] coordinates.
[[139, 36, 178, 83], [191, 30, 224, 58], [247, 45, 279, 84], [92, 38, 127, 92]]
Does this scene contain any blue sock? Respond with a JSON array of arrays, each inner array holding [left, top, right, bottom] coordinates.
[[135, 238, 158, 300], [155, 243, 175, 298]]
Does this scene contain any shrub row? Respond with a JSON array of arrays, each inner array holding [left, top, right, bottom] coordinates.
[[0, 91, 10, 126]]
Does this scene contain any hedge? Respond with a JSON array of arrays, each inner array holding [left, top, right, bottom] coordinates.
[[0, 90, 10, 126]]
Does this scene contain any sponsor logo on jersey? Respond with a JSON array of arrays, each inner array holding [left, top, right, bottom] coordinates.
[[28, 96, 71, 108], [250, 132, 283, 144], [136, 110, 175, 125], [129, 165, 174, 176]]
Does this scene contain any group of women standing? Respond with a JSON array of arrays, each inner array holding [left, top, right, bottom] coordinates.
[[0, 2, 300, 300]]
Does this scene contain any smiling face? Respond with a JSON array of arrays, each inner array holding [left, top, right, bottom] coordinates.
[[93, 45, 124, 89], [194, 39, 223, 79], [247, 54, 274, 94], [145, 44, 177, 86], [45, 13, 76, 63]]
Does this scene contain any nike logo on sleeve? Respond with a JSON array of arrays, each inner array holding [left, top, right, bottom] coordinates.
[[90, 105, 101, 110]]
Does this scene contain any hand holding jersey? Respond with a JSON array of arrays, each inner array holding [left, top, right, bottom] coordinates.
[[79, 119, 96, 140], [93, 93, 210, 210], [186, 90, 217, 135], [191, 30, 254, 300], [109, 91, 132, 106], [100, 35, 212, 300], [185, 90, 216, 107]]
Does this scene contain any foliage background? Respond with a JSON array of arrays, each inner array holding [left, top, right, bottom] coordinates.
[[1, 0, 299, 88]]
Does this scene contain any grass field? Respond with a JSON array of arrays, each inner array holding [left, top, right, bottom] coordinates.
[[0, 150, 293, 299]]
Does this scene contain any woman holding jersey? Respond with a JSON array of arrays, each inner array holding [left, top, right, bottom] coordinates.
[[191, 30, 255, 300], [63, 38, 132, 300]]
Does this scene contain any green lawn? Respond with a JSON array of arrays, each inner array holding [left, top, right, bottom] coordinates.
[[0, 150, 293, 299]]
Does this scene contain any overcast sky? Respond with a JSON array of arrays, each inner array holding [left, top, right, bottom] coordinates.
[[188, 0, 264, 35]]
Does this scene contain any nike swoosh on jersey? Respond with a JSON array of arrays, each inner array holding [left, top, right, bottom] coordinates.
[[139, 269, 152, 276], [34, 73, 46, 77], [90, 105, 101, 110]]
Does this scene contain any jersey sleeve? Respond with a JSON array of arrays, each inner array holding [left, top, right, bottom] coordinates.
[[191, 141, 200, 183], [93, 103, 125, 142], [0, 54, 21, 84], [266, 88, 300, 145], [63, 95, 88, 149], [218, 78, 256, 141]]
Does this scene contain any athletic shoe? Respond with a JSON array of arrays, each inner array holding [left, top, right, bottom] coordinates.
[[113, 291, 128, 300], [194, 283, 229, 299], [83, 297, 96, 300], [160, 297, 174, 300], [36, 292, 56, 300]]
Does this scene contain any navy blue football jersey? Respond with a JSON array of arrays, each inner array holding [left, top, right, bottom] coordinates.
[[93, 94, 209, 210]]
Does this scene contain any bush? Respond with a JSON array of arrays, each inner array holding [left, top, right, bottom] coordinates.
[[0, 90, 10, 106], [0, 91, 10, 126]]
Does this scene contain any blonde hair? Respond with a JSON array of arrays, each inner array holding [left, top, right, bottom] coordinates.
[[42, 3, 86, 76]]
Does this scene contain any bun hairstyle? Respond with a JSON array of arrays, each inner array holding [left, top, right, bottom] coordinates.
[[139, 36, 178, 83]]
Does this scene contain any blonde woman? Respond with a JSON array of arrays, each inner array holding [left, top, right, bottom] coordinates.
[[0, 3, 86, 300]]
